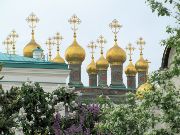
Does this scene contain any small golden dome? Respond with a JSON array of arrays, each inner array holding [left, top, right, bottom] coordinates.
[[65, 38, 85, 64], [136, 82, 153, 99], [125, 61, 137, 76], [87, 59, 97, 74], [23, 32, 41, 58], [135, 55, 148, 72], [96, 54, 109, 70], [106, 42, 126, 65], [52, 53, 65, 63]]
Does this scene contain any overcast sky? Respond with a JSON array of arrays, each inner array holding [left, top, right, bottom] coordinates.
[[0, 0, 175, 86]]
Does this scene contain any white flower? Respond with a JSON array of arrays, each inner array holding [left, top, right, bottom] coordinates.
[[68, 111, 76, 118], [106, 96, 110, 100], [53, 95, 58, 100], [41, 115, 46, 119], [75, 91, 82, 96], [30, 81, 35, 87], [71, 101, 78, 107], [29, 121, 34, 126], [11, 127, 16, 133], [19, 107, 27, 118], [48, 104, 52, 109], [65, 86, 75, 93], [57, 84, 61, 88], [0, 106, 2, 112], [54, 102, 64, 112], [37, 109, 41, 112], [45, 97, 50, 102], [24, 82, 30, 86]]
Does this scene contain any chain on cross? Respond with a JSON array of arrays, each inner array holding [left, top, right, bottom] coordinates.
[[68, 14, 81, 38], [109, 19, 122, 42], [53, 32, 63, 53], [97, 35, 106, 54], [125, 43, 135, 61], [45, 37, 54, 61], [87, 41, 97, 59], [137, 37, 145, 55]]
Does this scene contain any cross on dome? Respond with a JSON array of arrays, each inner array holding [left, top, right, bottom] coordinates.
[[125, 43, 135, 61], [137, 37, 145, 55], [97, 35, 107, 54], [87, 41, 97, 59], [109, 19, 122, 42], [68, 14, 81, 38]]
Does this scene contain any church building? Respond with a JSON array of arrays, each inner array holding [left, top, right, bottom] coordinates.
[[0, 13, 151, 99]]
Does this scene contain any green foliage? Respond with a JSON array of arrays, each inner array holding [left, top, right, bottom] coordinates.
[[0, 87, 20, 135], [17, 82, 52, 135]]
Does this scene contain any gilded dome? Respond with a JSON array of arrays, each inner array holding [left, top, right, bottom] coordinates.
[[65, 38, 85, 64], [125, 61, 137, 76], [23, 32, 41, 58], [106, 42, 126, 65], [87, 59, 97, 74], [136, 82, 153, 99], [52, 53, 65, 63], [135, 55, 148, 72], [96, 54, 109, 70]]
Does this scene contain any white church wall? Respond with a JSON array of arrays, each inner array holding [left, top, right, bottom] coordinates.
[[167, 48, 180, 89], [0, 67, 70, 92]]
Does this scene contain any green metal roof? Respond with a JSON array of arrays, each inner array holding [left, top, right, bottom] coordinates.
[[0, 52, 68, 69]]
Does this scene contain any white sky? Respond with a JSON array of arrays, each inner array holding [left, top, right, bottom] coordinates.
[[0, 0, 175, 86]]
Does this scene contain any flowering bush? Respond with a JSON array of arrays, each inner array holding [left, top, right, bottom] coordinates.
[[0, 83, 81, 135], [53, 103, 101, 135]]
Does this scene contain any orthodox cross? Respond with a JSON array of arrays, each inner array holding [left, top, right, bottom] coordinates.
[[87, 41, 97, 59], [97, 35, 107, 54], [26, 13, 39, 39], [137, 37, 145, 55], [45, 37, 54, 61], [53, 32, 63, 54], [109, 19, 122, 42], [125, 43, 135, 61], [26, 12, 39, 30], [3, 37, 12, 54], [9, 30, 18, 55], [68, 14, 81, 38]]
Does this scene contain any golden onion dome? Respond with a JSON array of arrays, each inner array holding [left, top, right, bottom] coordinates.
[[135, 55, 148, 72], [52, 53, 65, 63], [87, 58, 97, 74], [23, 32, 41, 58], [106, 42, 126, 65], [136, 82, 153, 99], [65, 38, 85, 64], [96, 54, 109, 70], [125, 61, 137, 76]]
